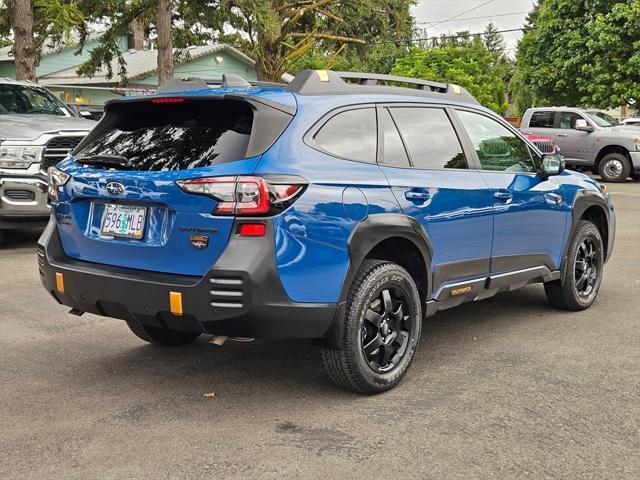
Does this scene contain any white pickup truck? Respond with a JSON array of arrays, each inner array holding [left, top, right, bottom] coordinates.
[[520, 107, 640, 182], [0, 78, 95, 244]]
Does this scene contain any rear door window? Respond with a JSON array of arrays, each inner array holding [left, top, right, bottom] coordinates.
[[389, 107, 468, 170], [559, 111, 586, 129], [76, 99, 253, 170], [312, 108, 377, 163], [529, 111, 555, 128]]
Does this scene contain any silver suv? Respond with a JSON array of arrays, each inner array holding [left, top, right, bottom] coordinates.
[[521, 107, 640, 182], [0, 78, 95, 243]]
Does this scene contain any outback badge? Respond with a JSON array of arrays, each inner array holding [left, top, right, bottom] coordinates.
[[189, 234, 209, 249]]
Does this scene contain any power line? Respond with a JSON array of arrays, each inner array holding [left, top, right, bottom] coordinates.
[[371, 26, 534, 45], [418, 11, 530, 25], [429, 0, 497, 29]]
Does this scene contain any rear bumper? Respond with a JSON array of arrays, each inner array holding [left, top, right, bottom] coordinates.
[[0, 175, 50, 229], [37, 221, 337, 339]]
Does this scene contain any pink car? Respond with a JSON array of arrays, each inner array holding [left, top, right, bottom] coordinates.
[[525, 133, 559, 156]]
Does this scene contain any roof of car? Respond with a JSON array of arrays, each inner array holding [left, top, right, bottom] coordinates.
[[105, 70, 497, 125], [0, 77, 43, 87], [141, 69, 480, 107], [527, 106, 590, 112]]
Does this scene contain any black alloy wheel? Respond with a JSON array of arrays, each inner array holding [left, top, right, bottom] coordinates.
[[545, 220, 604, 311], [321, 260, 422, 394], [361, 286, 413, 373], [574, 238, 600, 299]]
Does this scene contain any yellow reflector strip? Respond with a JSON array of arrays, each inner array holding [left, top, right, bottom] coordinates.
[[316, 70, 330, 82], [170, 291, 183, 316], [451, 84, 461, 95], [55, 272, 65, 293]]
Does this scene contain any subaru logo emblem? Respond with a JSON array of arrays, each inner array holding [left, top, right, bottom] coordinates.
[[106, 182, 125, 196]]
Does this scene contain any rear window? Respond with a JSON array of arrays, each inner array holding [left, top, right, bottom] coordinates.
[[76, 99, 253, 170], [312, 108, 377, 163]]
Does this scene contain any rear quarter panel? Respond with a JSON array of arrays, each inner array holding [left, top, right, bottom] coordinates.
[[255, 96, 402, 303]]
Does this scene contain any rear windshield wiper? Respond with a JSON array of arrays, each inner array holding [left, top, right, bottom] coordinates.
[[76, 154, 133, 169]]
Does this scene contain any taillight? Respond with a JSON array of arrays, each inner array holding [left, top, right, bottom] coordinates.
[[176, 175, 305, 215]]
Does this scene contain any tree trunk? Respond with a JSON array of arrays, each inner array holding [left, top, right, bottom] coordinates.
[[12, 0, 37, 82], [156, 0, 173, 86], [255, 2, 283, 82]]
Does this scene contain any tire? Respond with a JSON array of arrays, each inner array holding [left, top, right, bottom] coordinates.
[[125, 318, 200, 346], [320, 260, 422, 394], [544, 220, 604, 311], [598, 153, 630, 182]]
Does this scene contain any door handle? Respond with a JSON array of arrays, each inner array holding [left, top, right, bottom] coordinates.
[[494, 190, 513, 201], [557, 133, 568, 137], [405, 189, 430, 202]]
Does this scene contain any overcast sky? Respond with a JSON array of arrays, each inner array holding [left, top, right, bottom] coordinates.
[[411, 0, 537, 55]]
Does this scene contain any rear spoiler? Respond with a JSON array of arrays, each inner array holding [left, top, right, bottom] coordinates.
[[74, 93, 295, 160]]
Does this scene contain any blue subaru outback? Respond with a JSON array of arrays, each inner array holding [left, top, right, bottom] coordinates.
[[39, 70, 615, 393]]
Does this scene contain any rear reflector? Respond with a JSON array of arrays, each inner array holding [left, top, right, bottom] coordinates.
[[56, 272, 64, 293], [151, 97, 185, 104], [238, 223, 266, 237], [169, 291, 183, 316]]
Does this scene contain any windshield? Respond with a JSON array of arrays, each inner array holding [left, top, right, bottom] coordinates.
[[585, 110, 619, 127], [0, 84, 72, 116]]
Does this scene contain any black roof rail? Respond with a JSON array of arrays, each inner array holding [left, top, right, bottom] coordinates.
[[287, 69, 479, 104]]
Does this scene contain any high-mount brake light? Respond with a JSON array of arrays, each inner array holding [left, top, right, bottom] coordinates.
[[151, 97, 185, 104], [176, 176, 305, 216]]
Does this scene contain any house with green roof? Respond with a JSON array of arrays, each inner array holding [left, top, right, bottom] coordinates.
[[0, 37, 257, 107]]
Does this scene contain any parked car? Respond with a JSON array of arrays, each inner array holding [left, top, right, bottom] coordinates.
[[0, 78, 95, 244], [622, 117, 640, 127], [520, 107, 640, 182], [524, 133, 560, 155], [38, 71, 615, 393]]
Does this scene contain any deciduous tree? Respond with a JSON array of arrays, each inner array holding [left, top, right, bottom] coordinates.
[[391, 35, 509, 114], [514, 0, 640, 109], [156, 0, 173, 85], [0, 0, 84, 81]]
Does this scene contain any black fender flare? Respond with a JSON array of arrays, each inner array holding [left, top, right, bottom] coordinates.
[[561, 189, 612, 276], [323, 214, 433, 347]]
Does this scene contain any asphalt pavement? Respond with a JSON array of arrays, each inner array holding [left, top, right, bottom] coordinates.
[[1, 180, 638, 479]]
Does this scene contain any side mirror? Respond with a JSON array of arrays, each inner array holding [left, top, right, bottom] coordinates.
[[574, 119, 594, 132], [540, 154, 564, 177]]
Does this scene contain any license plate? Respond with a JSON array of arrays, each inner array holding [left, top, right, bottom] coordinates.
[[101, 204, 147, 239]]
